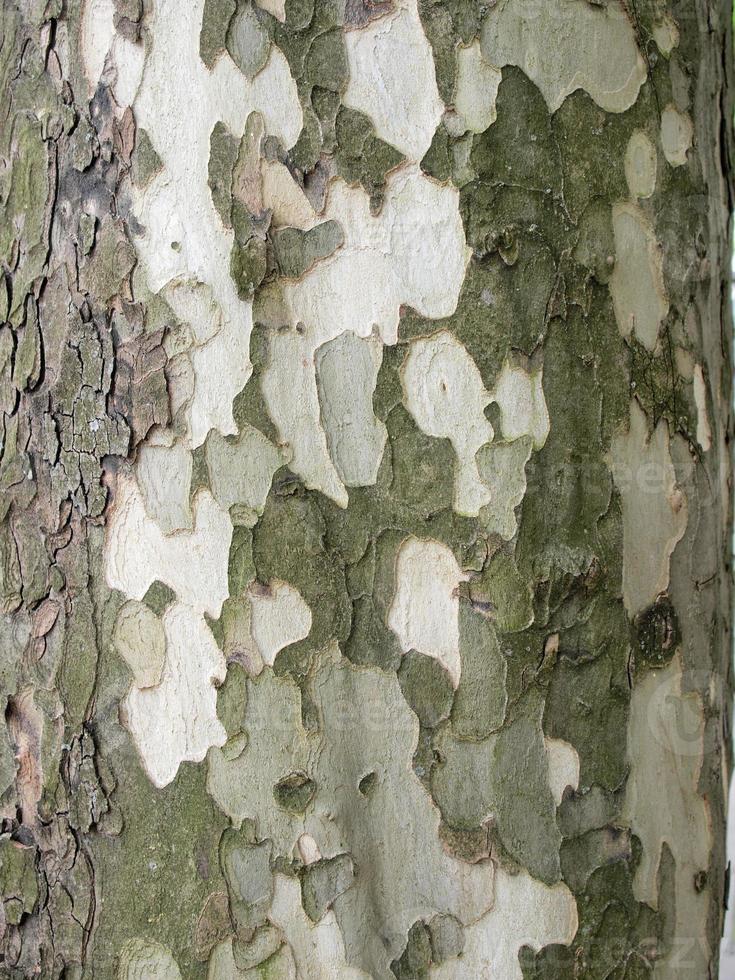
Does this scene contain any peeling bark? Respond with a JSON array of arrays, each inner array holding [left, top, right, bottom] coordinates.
[[0, 0, 732, 977]]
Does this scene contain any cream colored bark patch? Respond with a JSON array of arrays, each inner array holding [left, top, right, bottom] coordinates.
[[189, 285, 252, 448], [249, 581, 312, 668], [609, 401, 687, 617], [261, 329, 348, 507], [136, 441, 193, 534], [262, 168, 468, 505], [388, 537, 466, 685], [297, 834, 321, 865], [81, 0, 115, 96], [401, 331, 493, 516], [123, 603, 227, 789], [106, 476, 232, 619], [118, 938, 182, 980], [652, 15, 679, 56], [207, 669, 311, 843], [270, 876, 371, 980], [491, 361, 550, 449], [163, 272, 223, 347], [693, 363, 712, 452], [315, 331, 388, 488], [282, 169, 467, 346], [624, 130, 657, 200], [262, 159, 319, 230], [161, 279, 254, 447], [661, 105, 693, 167], [609, 203, 669, 352], [208, 938, 296, 979], [81, 0, 144, 105], [544, 737, 581, 806], [113, 0, 302, 448], [622, 653, 711, 976], [481, 0, 646, 113], [207, 660, 496, 976], [342, 0, 444, 158], [477, 437, 533, 541], [205, 426, 284, 518], [430, 868, 577, 979], [256, 0, 286, 21], [113, 600, 166, 689], [454, 41, 501, 134]]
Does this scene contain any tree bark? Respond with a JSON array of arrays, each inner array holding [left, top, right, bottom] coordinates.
[[0, 0, 732, 977]]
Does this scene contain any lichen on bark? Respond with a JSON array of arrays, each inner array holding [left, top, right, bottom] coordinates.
[[0, 0, 732, 977]]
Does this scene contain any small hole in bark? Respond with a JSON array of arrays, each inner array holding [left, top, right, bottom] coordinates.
[[273, 772, 315, 813], [358, 771, 377, 797]]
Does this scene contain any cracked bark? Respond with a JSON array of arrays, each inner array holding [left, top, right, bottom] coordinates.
[[0, 0, 732, 978]]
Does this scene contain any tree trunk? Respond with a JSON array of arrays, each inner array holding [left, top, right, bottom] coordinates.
[[0, 0, 732, 976]]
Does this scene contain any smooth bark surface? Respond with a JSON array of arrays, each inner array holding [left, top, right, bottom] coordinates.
[[0, 0, 732, 977]]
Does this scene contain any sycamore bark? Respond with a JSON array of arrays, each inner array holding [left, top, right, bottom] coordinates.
[[0, 0, 732, 977]]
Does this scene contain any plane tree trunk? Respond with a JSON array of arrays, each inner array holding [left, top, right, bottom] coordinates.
[[0, 0, 732, 976]]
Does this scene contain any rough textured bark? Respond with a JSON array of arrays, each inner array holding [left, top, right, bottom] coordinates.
[[0, 0, 732, 977]]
